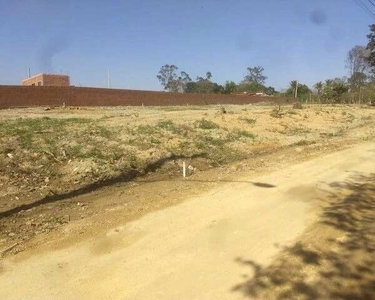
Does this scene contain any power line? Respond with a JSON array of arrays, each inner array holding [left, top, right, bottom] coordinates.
[[361, 0, 375, 18], [353, 0, 375, 19], [357, 0, 375, 18], [367, 0, 375, 10]]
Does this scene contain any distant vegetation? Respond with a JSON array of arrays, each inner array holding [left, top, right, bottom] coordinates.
[[157, 23, 375, 104], [157, 65, 278, 96]]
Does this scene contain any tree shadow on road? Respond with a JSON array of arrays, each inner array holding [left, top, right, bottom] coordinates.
[[232, 173, 375, 300]]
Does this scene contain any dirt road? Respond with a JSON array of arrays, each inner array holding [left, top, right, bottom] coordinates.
[[1, 143, 375, 300]]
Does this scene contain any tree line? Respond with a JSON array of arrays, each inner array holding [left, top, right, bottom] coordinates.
[[157, 24, 375, 104], [157, 65, 276, 95]]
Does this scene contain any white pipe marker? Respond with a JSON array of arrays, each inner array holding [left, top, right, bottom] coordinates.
[[183, 161, 186, 178]]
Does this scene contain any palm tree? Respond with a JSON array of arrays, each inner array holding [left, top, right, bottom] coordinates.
[[325, 79, 333, 86], [290, 80, 298, 97], [314, 81, 323, 103]]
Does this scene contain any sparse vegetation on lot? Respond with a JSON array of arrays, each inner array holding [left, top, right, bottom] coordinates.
[[1, 104, 375, 248], [0, 105, 372, 199]]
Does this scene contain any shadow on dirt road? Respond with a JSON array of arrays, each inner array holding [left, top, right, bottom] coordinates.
[[232, 173, 375, 300]]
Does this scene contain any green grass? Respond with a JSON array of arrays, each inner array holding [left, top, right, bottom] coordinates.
[[135, 125, 157, 135], [150, 136, 161, 144], [157, 119, 178, 133], [194, 118, 219, 130], [239, 117, 257, 125], [84, 125, 115, 139], [234, 129, 255, 139], [278, 124, 310, 136], [0, 117, 92, 150]]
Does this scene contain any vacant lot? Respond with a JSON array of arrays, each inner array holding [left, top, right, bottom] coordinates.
[[1, 103, 375, 256]]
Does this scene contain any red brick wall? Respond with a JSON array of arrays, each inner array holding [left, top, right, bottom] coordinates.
[[41, 75, 70, 87], [22, 74, 44, 86], [0, 85, 292, 109]]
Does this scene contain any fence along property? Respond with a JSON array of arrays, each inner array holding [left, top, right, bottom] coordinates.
[[0, 85, 291, 109]]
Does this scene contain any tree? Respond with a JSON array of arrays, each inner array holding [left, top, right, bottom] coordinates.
[[236, 82, 265, 94], [314, 81, 323, 102], [157, 64, 178, 91], [289, 80, 298, 97], [349, 72, 367, 89], [366, 24, 375, 72], [331, 79, 349, 103], [314, 81, 323, 95], [322, 78, 349, 103], [223, 81, 237, 94], [346, 45, 369, 76], [157, 64, 191, 92], [285, 80, 310, 101], [265, 86, 276, 95], [185, 71, 225, 94], [361, 82, 375, 103], [185, 80, 223, 94], [243, 66, 268, 85], [177, 71, 192, 92], [196, 71, 213, 82], [314, 81, 323, 94]]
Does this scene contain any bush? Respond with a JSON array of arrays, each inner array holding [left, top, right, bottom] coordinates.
[[234, 129, 255, 139], [194, 118, 219, 130], [292, 102, 303, 109], [157, 119, 176, 131]]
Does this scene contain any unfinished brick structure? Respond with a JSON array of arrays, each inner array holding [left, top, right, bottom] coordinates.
[[22, 74, 70, 87]]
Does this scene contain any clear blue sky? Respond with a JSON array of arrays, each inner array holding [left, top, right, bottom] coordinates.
[[0, 0, 373, 91]]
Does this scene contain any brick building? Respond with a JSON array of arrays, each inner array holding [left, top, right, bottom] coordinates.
[[22, 73, 70, 87]]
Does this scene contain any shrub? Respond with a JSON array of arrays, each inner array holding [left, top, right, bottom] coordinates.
[[157, 119, 176, 131], [292, 102, 303, 109], [194, 118, 219, 130], [240, 117, 257, 125], [234, 129, 255, 139]]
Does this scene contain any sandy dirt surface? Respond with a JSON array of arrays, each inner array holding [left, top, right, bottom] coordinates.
[[2, 103, 375, 255], [1, 142, 374, 300]]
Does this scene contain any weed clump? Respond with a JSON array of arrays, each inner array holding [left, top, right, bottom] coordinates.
[[157, 119, 175, 130], [234, 129, 255, 139], [270, 106, 283, 118], [194, 118, 219, 130], [240, 117, 256, 125]]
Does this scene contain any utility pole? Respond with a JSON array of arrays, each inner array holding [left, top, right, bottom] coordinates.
[[295, 81, 298, 98], [28, 67, 31, 78], [107, 69, 111, 89]]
